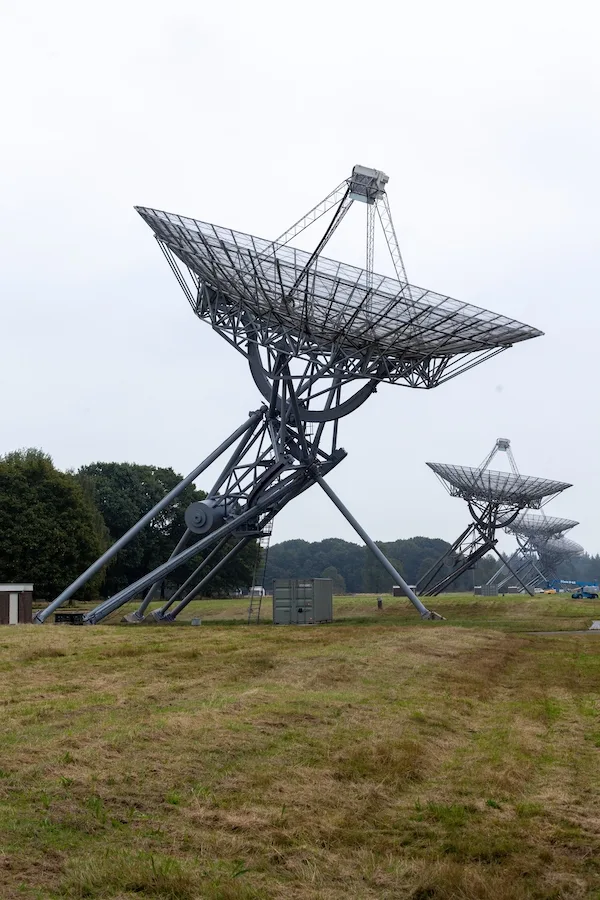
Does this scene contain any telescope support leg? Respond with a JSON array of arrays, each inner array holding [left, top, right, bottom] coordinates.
[[315, 475, 443, 620], [124, 529, 192, 622], [33, 408, 265, 624], [162, 538, 253, 621]]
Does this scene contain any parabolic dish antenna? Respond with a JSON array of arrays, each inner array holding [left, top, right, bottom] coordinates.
[[488, 513, 580, 593], [417, 439, 572, 598], [526, 535, 586, 588], [537, 536, 584, 561], [37, 166, 543, 625], [505, 512, 579, 538], [426, 463, 571, 509], [135, 208, 541, 370]]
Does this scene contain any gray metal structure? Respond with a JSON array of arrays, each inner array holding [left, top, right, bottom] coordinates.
[[417, 439, 571, 596], [34, 166, 543, 625], [487, 513, 580, 592], [506, 512, 579, 539], [534, 536, 584, 585]]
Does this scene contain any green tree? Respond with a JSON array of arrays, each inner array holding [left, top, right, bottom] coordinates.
[[265, 538, 366, 592], [77, 462, 206, 596], [192, 536, 259, 598], [321, 565, 346, 594], [0, 449, 108, 599], [362, 547, 405, 593], [78, 462, 257, 598], [265, 535, 492, 594], [417, 556, 438, 583]]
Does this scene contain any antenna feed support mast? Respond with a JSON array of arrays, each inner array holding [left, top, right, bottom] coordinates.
[[479, 437, 520, 475], [347, 165, 407, 292]]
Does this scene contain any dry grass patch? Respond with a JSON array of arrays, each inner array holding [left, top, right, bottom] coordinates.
[[20, 645, 68, 661], [0, 614, 599, 898], [59, 850, 262, 899]]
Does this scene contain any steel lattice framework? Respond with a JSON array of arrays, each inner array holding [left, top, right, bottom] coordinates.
[[36, 166, 543, 625], [533, 536, 584, 585], [135, 209, 540, 385], [417, 439, 571, 597], [506, 513, 579, 539], [426, 464, 570, 508], [488, 513, 581, 592], [536, 537, 584, 565]]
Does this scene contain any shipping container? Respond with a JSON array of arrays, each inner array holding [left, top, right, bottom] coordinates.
[[272, 578, 333, 625]]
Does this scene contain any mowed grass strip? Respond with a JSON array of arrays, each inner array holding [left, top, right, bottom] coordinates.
[[0, 609, 599, 898], [97, 591, 600, 633]]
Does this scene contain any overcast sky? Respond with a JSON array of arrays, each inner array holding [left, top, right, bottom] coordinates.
[[1, 0, 599, 558]]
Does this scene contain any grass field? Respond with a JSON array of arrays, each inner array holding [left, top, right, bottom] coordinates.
[[2, 594, 600, 898], [87, 590, 600, 632]]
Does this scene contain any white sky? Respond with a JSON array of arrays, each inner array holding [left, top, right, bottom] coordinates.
[[1, 0, 599, 557]]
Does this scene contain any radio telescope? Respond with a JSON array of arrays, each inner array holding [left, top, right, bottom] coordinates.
[[534, 536, 584, 585], [416, 439, 571, 597], [506, 512, 579, 540], [36, 167, 543, 625], [487, 512, 579, 592]]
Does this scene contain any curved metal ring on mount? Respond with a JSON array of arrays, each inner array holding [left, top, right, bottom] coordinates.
[[467, 500, 521, 531], [247, 338, 380, 423]]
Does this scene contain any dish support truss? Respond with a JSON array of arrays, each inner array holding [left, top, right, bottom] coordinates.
[[533, 539, 583, 585], [486, 535, 547, 592], [416, 498, 530, 597], [487, 510, 581, 592], [417, 439, 568, 597], [34, 387, 440, 625]]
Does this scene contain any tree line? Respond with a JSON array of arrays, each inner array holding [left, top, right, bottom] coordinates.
[[0, 449, 256, 600], [264, 537, 501, 593], [553, 552, 600, 585], [265, 538, 600, 593], [2, 448, 595, 601]]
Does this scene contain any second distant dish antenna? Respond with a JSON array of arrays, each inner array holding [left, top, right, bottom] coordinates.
[[488, 512, 582, 592], [417, 438, 571, 597]]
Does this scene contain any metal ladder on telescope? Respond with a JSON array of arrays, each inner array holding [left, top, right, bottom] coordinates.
[[247, 522, 273, 624]]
